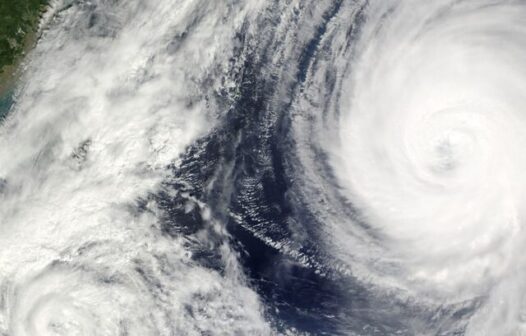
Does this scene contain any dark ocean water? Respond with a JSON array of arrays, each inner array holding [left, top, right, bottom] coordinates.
[[153, 2, 476, 334], [0, 89, 13, 122], [1, 1, 522, 335]]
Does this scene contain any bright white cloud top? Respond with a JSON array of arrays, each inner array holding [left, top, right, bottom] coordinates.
[[0, 0, 524, 335]]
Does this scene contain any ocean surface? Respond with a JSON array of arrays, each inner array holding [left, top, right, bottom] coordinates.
[[1, 0, 525, 335]]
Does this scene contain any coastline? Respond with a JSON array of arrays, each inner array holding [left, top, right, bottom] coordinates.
[[0, 2, 50, 116], [0, 29, 38, 121]]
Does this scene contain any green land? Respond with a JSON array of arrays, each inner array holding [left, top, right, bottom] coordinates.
[[0, 0, 48, 90]]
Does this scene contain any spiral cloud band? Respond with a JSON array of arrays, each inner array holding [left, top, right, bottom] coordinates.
[[339, 0, 526, 284], [329, 1, 526, 334], [0, 0, 524, 335], [0, 1, 270, 335]]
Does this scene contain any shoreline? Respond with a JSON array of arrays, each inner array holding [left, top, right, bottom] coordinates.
[[0, 31, 37, 121], [0, 2, 50, 106]]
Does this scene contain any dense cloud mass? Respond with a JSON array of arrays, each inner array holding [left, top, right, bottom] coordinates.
[[0, 0, 525, 335]]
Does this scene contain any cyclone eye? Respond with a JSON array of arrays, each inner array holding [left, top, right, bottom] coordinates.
[[2, 0, 526, 335]]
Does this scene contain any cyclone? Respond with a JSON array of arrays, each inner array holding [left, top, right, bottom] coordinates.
[[0, 0, 525, 335], [0, 0, 270, 335], [295, 0, 526, 334]]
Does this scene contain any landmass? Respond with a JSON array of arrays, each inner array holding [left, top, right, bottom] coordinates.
[[0, 0, 48, 93]]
